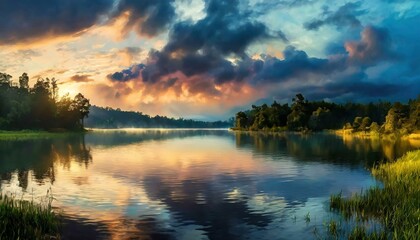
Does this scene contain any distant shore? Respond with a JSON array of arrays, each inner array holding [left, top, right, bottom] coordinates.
[[0, 129, 86, 140]]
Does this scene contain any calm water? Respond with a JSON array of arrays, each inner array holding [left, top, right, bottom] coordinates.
[[0, 129, 418, 239]]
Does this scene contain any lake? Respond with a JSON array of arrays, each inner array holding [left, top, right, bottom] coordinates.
[[0, 129, 418, 239]]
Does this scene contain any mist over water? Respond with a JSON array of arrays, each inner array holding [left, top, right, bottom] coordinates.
[[0, 130, 417, 239]]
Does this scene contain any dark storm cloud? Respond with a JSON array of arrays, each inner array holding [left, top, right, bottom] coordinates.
[[0, 0, 114, 44], [164, 0, 284, 55], [304, 2, 365, 30], [109, 0, 283, 88], [345, 26, 397, 65], [0, 0, 176, 44], [253, 46, 346, 83], [107, 0, 417, 103], [294, 72, 407, 100], [115, 0, 176, 36], [109, 21, 409, 102], [108, 64, 145, 82]]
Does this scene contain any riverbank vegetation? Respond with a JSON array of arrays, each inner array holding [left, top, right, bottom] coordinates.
[[233, 94, 419, 136], [85, 106, 233, 128], [329, 150, 420, 239], [0, 194, 60, 239], [0, 130, 86, 141], [0, 72, 90, 131]]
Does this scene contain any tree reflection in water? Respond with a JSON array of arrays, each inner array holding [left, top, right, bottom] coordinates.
[[0, 134, 92, 191], [234, 132, 417, 167], [0, 130, 418, 239]]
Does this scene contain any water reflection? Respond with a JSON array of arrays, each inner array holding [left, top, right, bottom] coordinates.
[[0, 130, 418, 239], [235, 132, 416, 166], [0, 135, 91, 191]]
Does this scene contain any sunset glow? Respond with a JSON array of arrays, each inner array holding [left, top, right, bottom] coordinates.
[[1, 0, 419, 120]]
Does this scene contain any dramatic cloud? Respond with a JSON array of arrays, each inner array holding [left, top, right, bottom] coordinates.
[[1, 0, 419, 119], [253, 46, 345, 84], [0, 0, 114, 44], [293, 71, 406, 100], [345, 26, 396, 65], [0, 0, 177, 45], [114, 0, 176, 37], [109, 0, 285, 87], [304, 2, 365, 30], [108, 64, 145, 82], [69, 74, 95, 83], [108, 21, 416, 107]]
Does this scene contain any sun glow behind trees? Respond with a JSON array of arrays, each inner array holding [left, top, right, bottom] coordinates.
[[0, 72, 90, 130]]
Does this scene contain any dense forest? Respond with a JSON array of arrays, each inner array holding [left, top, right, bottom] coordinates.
[[0, 72, 90, 130], [85, 106, 232, 128], [234, 93, 420, 135]]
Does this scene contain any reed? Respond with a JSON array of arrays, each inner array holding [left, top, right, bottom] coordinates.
[[0, 193, 60, 239], [329, 150, 420, 239]]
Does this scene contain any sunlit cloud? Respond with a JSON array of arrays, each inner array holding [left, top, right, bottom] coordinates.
[[0, 0, 419, 119]]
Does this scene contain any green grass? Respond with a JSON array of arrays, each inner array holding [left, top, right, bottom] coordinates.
[[0, 194, 60, 239], [0, 129, 85, 140], [329, 150, 420, 239]]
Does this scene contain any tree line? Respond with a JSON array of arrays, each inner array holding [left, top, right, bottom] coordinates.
[[85, 106, 233, 128], [234, 93, 420, 135], [0, 72, 90, 130]]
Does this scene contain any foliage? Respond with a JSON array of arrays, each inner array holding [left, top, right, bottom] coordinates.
[[233, 93, 419, 134], [0, 72, 91, 130], [287, 94, 309, 131], [330, 150, 420, 239], [0, 194, 60, 239]]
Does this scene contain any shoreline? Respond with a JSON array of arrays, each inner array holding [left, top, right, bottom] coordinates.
[[0, 129, 87, 140], [329, 150, 420, 238], [334, 129, 420, 141]]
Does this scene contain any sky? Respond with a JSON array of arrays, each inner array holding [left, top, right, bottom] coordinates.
[[0, 0, 419, 120]]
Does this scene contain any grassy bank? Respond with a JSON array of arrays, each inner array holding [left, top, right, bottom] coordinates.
[[329, 150, 420, 239], [0, 129, 86, 140], [334, 129, 380, 138], [0, 195, 60, 239]]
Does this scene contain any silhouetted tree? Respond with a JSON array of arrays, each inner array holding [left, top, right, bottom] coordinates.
[[0, 72, 91, 131], [71, 93, 91, 129], [18, 73, 29, 89]]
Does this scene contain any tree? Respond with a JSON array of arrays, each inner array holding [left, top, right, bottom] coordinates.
[[0, 73, 12, 87], [30, 78, 55, 129], [235, 111, 248, 129], [407, 96, 420, 131], [287, 93, 309, 131], [71, 93, 91, 129], [19, 73, 29, 89], [50, 78, 58, 102], [360, 117, 372, 132], [308, 107, 332, 131], [352, 117, 363, 131], [0, 72, 92, 130], [383, 103, 409, 134], [269, 101, 290, 127], [370, 122, 380, 133]]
